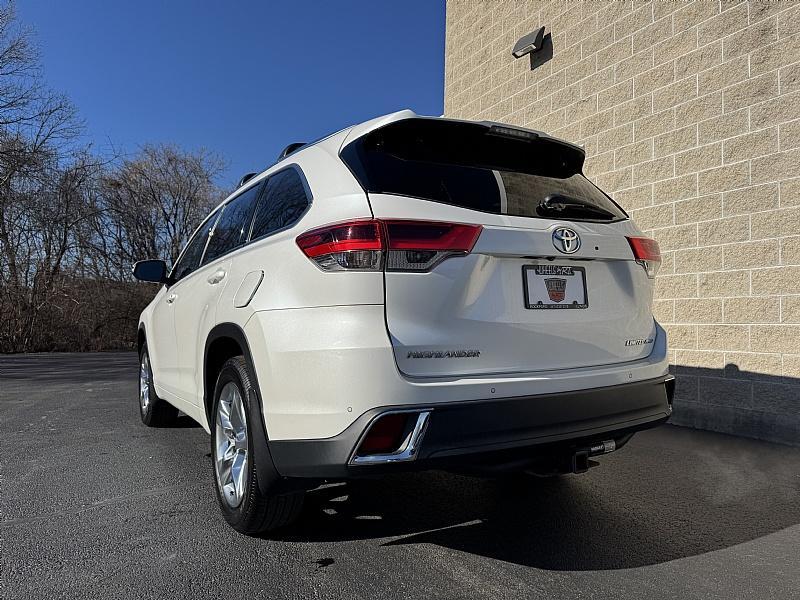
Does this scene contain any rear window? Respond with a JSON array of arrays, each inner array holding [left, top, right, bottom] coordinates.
[[203, 181, 263, 264], [340, 119, 627, 222], [250, 167, 310, 240]]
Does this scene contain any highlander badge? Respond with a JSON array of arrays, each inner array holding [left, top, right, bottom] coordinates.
[[407, 350, 481, 359]]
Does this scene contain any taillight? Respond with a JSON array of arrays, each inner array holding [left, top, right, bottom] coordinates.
[[626, 236, 661, 279], [384, 220, 482, 271], [296, 219, 482, 272], [296, 220, 383, 271]]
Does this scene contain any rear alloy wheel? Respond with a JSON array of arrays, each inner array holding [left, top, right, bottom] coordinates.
[[138, 345, 178, 427], [214, 381, 249, 508], [211, 356, 303, 534]]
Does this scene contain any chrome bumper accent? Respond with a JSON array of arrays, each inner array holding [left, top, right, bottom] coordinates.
[[349, 410, 431, 465]]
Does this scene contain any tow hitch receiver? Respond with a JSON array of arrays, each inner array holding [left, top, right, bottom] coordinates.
[[571, 439, 618, 474], [571, 449, 590, 473]]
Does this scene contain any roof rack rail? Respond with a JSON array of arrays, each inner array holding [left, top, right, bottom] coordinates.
[[236, 172, 258, 189], [278, 142, 306, 160]]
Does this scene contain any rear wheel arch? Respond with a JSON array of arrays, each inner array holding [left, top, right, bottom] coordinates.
[[204, 324, 257, 424], [204, 323, 282, 495]]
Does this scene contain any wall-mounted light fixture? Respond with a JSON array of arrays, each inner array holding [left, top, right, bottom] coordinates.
[[511, 26, 546, 59]]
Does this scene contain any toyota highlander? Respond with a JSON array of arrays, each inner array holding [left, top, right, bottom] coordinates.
[[133, 110, 674, 535]]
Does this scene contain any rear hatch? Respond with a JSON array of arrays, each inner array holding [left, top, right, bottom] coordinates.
[[339, 117, 659, 378]]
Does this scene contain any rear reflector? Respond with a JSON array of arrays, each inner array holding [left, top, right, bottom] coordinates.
[[356, 413, 410, 455], [626, 236, 661, 279], [297, 219, 482, 272]]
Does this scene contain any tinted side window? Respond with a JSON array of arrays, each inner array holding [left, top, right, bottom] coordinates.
[[250, 168, 310, 240], [171, 210, 220, 282], [203, 182, 263, 264]]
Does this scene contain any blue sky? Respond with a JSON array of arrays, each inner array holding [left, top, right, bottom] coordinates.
[[18, 1, 446, 186]]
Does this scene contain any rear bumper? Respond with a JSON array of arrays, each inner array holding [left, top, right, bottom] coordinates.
[[245, 307, 671, 441], [269, 375, 674, 479]]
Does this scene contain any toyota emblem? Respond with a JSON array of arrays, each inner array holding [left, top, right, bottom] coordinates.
[[552, 227, 580, 254]]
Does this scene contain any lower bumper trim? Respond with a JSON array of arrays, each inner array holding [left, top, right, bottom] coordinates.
[[349, 410, 431, 465], [269, 375, 673, 479]]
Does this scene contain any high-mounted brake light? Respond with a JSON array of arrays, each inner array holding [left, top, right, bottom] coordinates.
[[626, 236, 661, 279], [296, 219, 482, 272]]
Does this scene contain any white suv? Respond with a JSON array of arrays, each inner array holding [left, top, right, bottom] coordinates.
[[133, 110, 674, 535]]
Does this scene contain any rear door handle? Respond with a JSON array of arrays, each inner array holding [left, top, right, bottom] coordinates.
[[207, 269, 226, 285], [166, 293, 177, 304]]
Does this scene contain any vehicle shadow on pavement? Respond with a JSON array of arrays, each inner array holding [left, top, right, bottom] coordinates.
[[277, 426, 800, 570], [174, 414, 203, 428]]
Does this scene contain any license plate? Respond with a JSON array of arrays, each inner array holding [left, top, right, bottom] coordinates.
[[523, 264, 588, 309]]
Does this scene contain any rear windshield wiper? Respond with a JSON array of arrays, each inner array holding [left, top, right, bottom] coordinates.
[[537, 194, 617, 221]]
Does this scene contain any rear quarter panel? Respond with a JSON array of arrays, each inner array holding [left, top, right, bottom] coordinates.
[[215, 144, 383, 325]]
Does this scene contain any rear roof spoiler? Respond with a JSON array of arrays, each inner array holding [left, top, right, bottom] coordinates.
[[337, 109, 585, 157]]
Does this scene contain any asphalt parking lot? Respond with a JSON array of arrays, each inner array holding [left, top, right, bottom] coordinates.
[[2, 352, 799, 600]]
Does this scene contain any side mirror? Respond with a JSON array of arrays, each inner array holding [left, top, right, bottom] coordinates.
[[132, 259, 169, 284]]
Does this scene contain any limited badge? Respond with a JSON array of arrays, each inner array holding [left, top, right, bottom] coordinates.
[[544, 277, 566, 302]]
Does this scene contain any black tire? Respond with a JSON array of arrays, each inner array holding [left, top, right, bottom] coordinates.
[[138, 345, 178, 427], [210, 356, 303, 535]]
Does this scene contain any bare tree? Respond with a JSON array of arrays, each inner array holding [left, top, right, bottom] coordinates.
[[0, 1, 91, 351], [95, 144, 225, 277], [0, 2, 226, 352]]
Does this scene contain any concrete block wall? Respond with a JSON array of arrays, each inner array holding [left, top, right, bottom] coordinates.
[[444, 0, 799, 445]]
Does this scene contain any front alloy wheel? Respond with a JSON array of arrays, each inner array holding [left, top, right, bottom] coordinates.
[[138, 344, 178, 427], [139, 353, 152, 413]]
